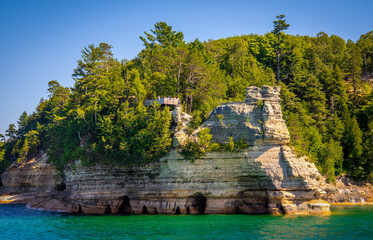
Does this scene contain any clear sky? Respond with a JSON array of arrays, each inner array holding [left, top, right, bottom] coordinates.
[[0, 0, 372, 134]]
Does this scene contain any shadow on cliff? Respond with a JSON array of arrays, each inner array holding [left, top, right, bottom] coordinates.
[[235, 145, 309, 213], [278, 147, 308, 190], [234, 147, 276, 214]]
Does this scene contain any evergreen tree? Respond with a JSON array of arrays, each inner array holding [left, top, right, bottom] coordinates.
[[140, 22, 184, 48], [17, 111, 29, 137], [272, 15, 290, 82], [362, 121, 373, 180], [5, 124, 17, 142], [343, 117, 364, 177], [346, 40, 363, 106], [357, 31, 373, 76]]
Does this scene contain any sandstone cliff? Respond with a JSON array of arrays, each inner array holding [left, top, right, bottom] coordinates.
[[1, 153, 58, 194], [1, 86, 371, 214]]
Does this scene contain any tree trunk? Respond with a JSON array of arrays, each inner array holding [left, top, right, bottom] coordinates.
[[177, 62, 181, 99], [277, 36, 281, 82], [184, 95, 188, 112], [330, 96, 335, 116], [184, 71, 194, 113], [189, 96, 193, 113], [94, 94, 97, 125]]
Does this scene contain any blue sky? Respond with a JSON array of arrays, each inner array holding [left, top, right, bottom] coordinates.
[[0, 0, 372, 134]]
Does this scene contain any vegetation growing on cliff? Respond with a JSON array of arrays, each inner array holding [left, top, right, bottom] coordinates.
[[1, 17, 373, 182]]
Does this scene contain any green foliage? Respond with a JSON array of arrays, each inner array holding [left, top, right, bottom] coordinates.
[[343, 117, 364, 178], [198, 128, 212, 152], [217, 114, 224, 125], [180, 128, 212, 161], [17, 130, 40, 163], [140, 22, 185, 48], [226, 137, 235, 152], [0, 141, 6, 184], [272, 15, 290, 35], [256, 100, 264, 109], [357, 31, 373, 76], [362, 121, 373, 180], [187, 111, 203, 134], [180, 141, 204, 162], [318, 139, 344, 183], [5, 124, 16, 142], [272, 14, 290, 83], [233, 139, 250, 149], [180, 129, 250, 160]]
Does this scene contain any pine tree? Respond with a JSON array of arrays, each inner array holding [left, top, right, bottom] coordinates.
[[5, 124, 17, 142], [343, 117, 364, 176], [272, 15, 290, 82], [362, 121, 373, 180]]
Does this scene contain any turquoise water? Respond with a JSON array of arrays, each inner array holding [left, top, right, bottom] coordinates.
[[0, 205, 372, 240]]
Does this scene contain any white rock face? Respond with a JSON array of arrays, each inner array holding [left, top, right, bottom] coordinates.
[[171, 106, 192, 147], [196, 86, 289, 145], [56, 144, 330, 215]]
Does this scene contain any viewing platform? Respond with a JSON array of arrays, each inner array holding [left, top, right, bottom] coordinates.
[[144, 97, 181, 107]]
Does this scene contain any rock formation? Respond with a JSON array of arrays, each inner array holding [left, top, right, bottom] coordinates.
[[1, 152, 58, 193], [2, 86, 371, 214], [193, 85, 290, 146]]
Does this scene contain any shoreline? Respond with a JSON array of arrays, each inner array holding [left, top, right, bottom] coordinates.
[[330, 202, 373, 206]]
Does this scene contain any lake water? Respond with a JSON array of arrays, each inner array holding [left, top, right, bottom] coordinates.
[[0, 205, 372, 240]]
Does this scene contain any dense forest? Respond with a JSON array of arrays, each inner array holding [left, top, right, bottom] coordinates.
[[1, 17, 373, 183]]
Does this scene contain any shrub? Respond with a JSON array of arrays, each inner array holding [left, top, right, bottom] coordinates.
[[217, 114, 224, 125]]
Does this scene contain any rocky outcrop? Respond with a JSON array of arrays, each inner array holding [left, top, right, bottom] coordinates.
[[197, 86, 290, 146], [171, 106, 192, 147], [1, 152, 58, 193], [326, 176, 373, 204], [3, 85, 370, 215]]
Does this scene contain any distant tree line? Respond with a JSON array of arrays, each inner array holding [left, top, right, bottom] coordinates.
[[1, 17, 373, 183]]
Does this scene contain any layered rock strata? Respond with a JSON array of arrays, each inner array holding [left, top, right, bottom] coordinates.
[[1, 153, 58, 193], [54, 145, 330, 215], [3, 85, 364, 215], [198, 85, 290, 146]]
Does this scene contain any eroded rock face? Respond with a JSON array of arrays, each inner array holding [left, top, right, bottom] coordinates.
[[196, 86, 289, 146], [54, 144, 330, 215], [325, 176, 373, 204], [1, 153, 58, 193], [171, 106, 192, 147], [1, 86, 347, 215]]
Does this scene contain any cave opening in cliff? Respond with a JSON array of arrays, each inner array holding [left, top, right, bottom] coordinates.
[[77, 204, 82, 214], [118, 196, 132, 214], [278, 204, 285, 214], [231, 206, 239, 214], [141, 205, 149, 214], [174, 206, 181, 215], [105, 204, 112, 214], [187, 193, 207, 214]]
